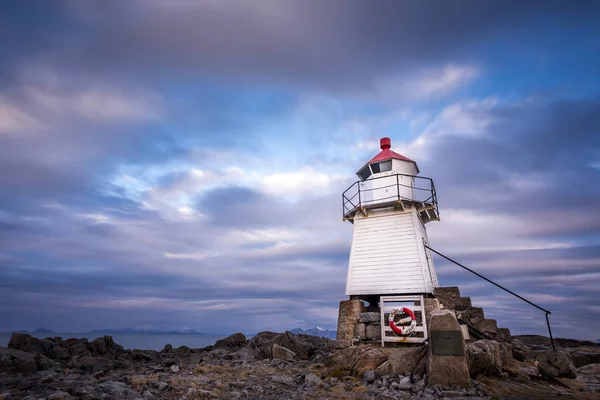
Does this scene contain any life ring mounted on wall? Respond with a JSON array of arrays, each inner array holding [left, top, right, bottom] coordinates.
[[388, 307, 417, 336]]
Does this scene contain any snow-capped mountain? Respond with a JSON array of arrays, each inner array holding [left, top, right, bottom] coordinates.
[[290, 327, 336, 339]]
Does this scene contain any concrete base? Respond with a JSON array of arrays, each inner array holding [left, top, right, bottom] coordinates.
[[336, 300, 365, 342]]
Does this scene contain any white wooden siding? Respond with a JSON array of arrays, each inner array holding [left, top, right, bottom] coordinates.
[[346, 210, 429, 295]]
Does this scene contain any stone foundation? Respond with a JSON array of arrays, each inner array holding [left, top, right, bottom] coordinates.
[[336, 300, 365, 342]]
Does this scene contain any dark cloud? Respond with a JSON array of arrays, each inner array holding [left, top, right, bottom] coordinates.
[[2, 1, 599, 90]]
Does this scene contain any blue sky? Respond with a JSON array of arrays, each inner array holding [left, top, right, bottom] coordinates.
[[1, 0, 600, 339]]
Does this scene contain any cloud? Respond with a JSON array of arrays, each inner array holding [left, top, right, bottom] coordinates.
[[376, 65, 480, 100], [1, 0, 600, 340]]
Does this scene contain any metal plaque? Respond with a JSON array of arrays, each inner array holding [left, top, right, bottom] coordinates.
[[430, 330, 465, 356]]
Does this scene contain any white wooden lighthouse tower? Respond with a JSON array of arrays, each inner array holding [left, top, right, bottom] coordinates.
[[339, 138, 441, 345], [343, 137, 440, 298]]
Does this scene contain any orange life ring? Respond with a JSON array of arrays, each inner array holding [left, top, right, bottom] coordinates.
[[388, 307, 417, 335]]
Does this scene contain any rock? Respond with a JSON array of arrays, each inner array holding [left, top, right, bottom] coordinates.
[[427, 309, 471, 388], [441, 389, 467, 397], [355, 323, 367, 340], [467, 340, 504, 377], [214, 333, 248, 350], [270, 374, 294, 385], [525, 350, 577, 378], [252, 331, 333, 361], [130, 350, 155, 361], [358, 312, 380, 323], [143, 391, 156, 400], [496, 327, 512, 343], [272, 344, 296, 361], [351, 347, 388, 377], [162, 343, 173, 352], [374, 345, 428, 377], [478, 319, 497, 334], [398, 375, 412, 390], [519, 366, 540, 378], [576, 363, 600, 392], [365, 324, 381, 340], [47, 391, 73, 400], [0, 347, 39, 374], [68, 342, 92, 357], [7, 332, 53, 355], [304, 372, 322, 387], [170, 364, 180, 373], [570, 350, 600, 368], [456, 307, 485, 326], [99, 381, 141, 399], [77, 356, 114, 373], [49, 345, 71, 361], [363, 370, 376, 383], [434, 287, 471, 311], [36, 354, 57, 370], [90, 336, 124, 357]]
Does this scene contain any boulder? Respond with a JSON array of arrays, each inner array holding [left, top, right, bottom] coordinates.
[[0, 347, 38, 374], [327, 346, 387, 377], [375, 345, 428, 377], [363, 370, 376, 383], [272, 344, 296, 361], [576, 363, 600, 392], [352, 347, 388, 377], [467, 340, 503, 377], [304, 372, 322, 387], [525, 350, 577, 378], [214, 333, 248, 350], [570, 351, 600, 368], [7, 333, 53, 355], [48, 345, 70, 361], [68, 342, 92, 358], [456, 307, 485, 326], [76, 357, 115, 373], [89, 336, 124, 357], [251, 331, 333, 361]]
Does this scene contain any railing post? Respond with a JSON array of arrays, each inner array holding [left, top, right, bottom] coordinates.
[[545, 312, 556, 351], [358, 184, 361, 207], [396, 174, 400, 200]]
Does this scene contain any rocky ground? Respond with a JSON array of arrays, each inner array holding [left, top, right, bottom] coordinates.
[[1, 331, 599, 399]]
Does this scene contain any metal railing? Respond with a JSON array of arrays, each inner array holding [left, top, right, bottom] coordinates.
[[424, 245, 556, 351], [342, 173, 438, 218]]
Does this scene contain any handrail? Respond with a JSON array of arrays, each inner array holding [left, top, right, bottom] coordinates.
[[342, 172, 439, 219], [424, 245, 556, 351]]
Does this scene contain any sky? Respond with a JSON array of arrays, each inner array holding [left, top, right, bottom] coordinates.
[[1, 0, 599, 339]]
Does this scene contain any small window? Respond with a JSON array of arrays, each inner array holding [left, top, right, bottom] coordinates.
[[379, 160, 392, 172], [358, 166, 371, 180], [369, 161, 392, 175]]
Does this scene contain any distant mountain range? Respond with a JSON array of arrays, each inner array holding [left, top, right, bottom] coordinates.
[[290, 327, 336, 339], [17, 327, 208, 335], [18, 327, 336, 338], [88, 328, 207, 335]]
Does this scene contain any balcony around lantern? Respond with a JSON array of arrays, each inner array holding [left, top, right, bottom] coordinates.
[[342, 173, 439, 223]]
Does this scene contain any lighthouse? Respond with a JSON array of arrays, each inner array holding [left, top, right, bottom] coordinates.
[[339, 137, 440, 345]]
